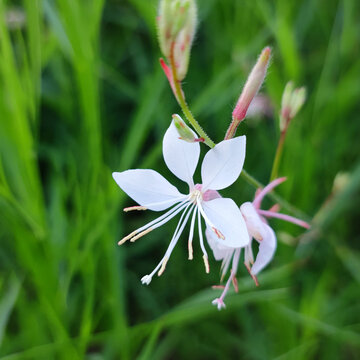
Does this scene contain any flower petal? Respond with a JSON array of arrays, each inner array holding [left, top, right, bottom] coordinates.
[[201, 136, 246, 190], [205, 228, 233, 261], [240, 202, 268, 241], [112, 169, 185, 211], [202, 197, 249, 247], [163, 120, 200, 186], [250, 225, 277, 275]]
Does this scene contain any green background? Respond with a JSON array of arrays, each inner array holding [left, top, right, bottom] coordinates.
[[0, 0, 359, 359]]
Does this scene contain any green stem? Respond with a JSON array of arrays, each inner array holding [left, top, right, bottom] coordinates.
[[270, 129, 287, 182], [169, 47, 215, 148]]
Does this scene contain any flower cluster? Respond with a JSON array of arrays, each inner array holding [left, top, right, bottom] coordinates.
[[112, 0, 309, 310]]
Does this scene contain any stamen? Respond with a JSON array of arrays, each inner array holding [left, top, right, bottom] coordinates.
[[245, 263, 259, 286], [124, 206, 147, 212], [187, 206, 197, 260], [158, 257, 169, 276], [118, 230, 138, 245], [130, 228, 153, 242], [203, 255, 210, 274], [124, 195, 187, 212], [197, 199, 225, 240], [197, 207, 210, 273], [120, 199, 189, 244], [142, 203, 195, 282], [232, 276, 239, 293]]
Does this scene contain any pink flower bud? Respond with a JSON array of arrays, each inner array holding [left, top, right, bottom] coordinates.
[[232, 47, 271, 122]]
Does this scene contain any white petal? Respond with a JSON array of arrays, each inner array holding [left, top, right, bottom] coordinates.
[[251, 225, 277, 275], [202, 198, 249, 248], [112, 170, 185, 211], [201, 136, 246, 191], [162, 120, 200, 186], [240, 202, 268, 241], [205, 228, 233, 261]]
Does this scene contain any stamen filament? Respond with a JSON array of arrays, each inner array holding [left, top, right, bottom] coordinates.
[[187, 206, 197, 260], [130, 228, 153, 242], [203, 255, 210, 274], [124, 206, 147, 212], [124, 195, 187, 212], [197, 208, 209, 273], [146, 203, 195, 280], [158, 256, 168, 276], [119, 199, 190, 245]]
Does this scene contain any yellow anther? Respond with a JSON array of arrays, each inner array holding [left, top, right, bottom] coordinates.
[[188, 240, 193, 260], [118, 230, 138, 245], [123, 206, 147, 212], [158, 257, 169, 276], [130, 228, 153, 242], [203, 255, 210, 274]]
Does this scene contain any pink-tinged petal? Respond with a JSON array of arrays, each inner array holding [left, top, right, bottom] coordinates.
[[163, 120, 200, 187], [201, 136, 246, 191], [112, 170, 186, 211], [205, 228, 233, 261], [251, 225, 277, 275], [202, 198, 249, 248], [240, 202, 268, 241]]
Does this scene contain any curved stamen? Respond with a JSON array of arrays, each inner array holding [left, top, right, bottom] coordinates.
[[119, 198, 190, 245], [258, 209, 310, 229], [253, 177, 287, 209], [142, 203, 195, 283]]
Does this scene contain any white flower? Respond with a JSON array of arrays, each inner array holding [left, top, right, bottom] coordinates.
[[112, 120, 249, 284], [207, 177, 310, 310]]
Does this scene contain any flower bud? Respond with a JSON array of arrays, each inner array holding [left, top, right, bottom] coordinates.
[[172, 114, 198, 142], [157, 0, 197, 80], [279, 82, 306, 131], [232, 47, 271, 122]]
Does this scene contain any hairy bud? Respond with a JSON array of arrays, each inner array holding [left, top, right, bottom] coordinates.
[[157, 0, 197, 80], [232, 47, 271, 122]]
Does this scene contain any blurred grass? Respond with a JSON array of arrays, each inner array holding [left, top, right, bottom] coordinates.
[[0, 0, 359, 359]]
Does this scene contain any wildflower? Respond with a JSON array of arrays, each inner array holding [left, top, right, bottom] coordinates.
[[112, 119, 249, 285], [207, 177, 310, 310]]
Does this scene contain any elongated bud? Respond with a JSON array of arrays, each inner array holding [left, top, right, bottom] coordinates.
[[279, 82, 306, 131], [157, 0, 197, 80], [172, 114, 202, 142], [232, 47, 271, 122]]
